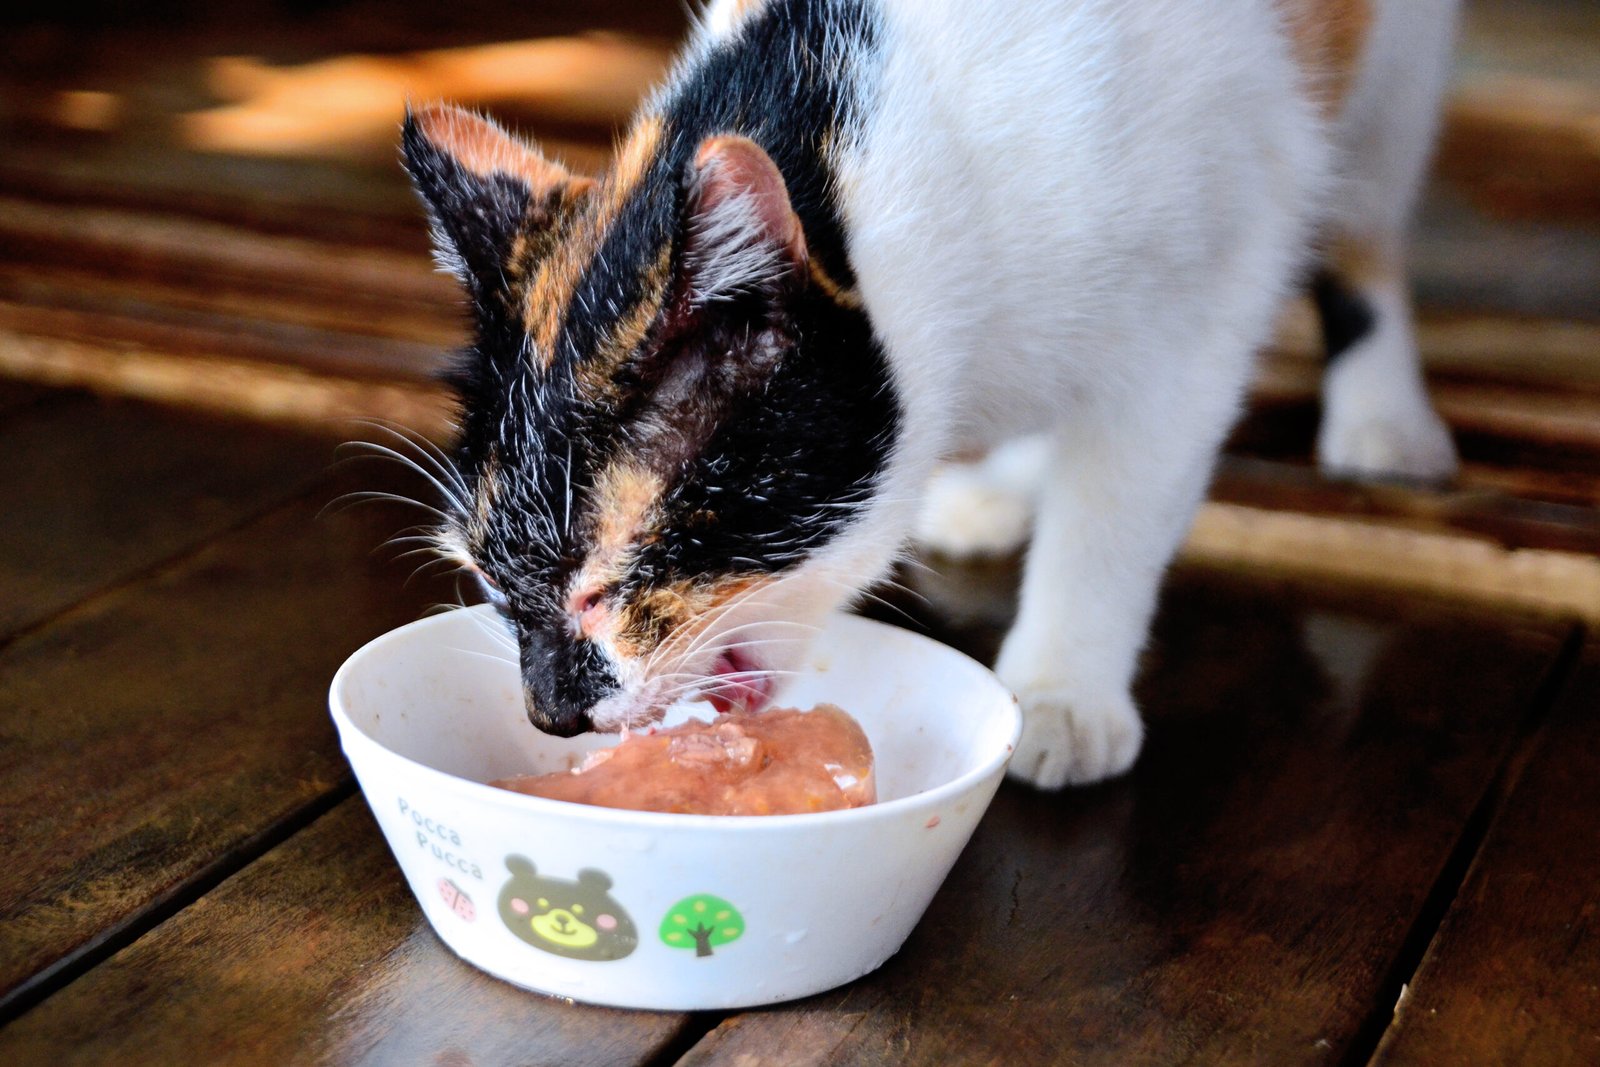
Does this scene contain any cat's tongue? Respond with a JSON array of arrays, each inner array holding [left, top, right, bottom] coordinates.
[[703, 649, 773, 715]]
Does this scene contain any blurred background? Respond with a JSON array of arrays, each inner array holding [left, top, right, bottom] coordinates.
[[0, 0, 1596, 609]]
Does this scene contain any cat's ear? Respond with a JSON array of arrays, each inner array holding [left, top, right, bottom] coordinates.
[[402, 104, 594, 294], [681, 136, 808, 305]]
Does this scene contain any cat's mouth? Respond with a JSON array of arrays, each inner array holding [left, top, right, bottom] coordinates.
[[586, 646, 775, 733], [702, 647, 774, 715]]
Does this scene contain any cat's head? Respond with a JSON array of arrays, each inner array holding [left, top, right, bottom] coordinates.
[[402, 105, 902, 736]]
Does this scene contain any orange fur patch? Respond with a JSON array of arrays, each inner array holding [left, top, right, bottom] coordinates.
[[571, 462, 666, 604], [724, 0, 771, 26], [576, 243, 673, 398], [414, 105, 594, 201], [467, 450, 501, 543], [1324, 232, 1396, 287], [1274, 0, 1372, 118], [522, 114, 667, 368], [614, 574, 771, 660], [809, 258, 863, 309]]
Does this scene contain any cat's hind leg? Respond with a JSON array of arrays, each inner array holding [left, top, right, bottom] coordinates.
[[913, 435, 1047, 559], [1314, 241, 1457, 482], [1315, 0, 1460, 482]]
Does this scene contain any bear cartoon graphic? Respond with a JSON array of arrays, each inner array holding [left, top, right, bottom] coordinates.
[[497, 856, 638, 961]]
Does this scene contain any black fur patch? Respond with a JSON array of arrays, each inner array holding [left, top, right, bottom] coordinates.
[[1311, 270, 1377, 363], [400, 116, 531, 302], [413, 0, 899, 730], [519, 620, 620, 736]]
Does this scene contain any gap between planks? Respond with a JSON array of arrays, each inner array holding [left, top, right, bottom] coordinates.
[[0, 785, 356, 1024], [1339, 624, 1590, 1067]]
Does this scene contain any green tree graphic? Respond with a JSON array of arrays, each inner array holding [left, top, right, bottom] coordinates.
[[660, 894, 744, 957]]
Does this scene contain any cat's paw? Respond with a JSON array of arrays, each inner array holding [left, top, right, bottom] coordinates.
[[914, 466, 1033, 559], [1318, 358, 1458, 484], [1317, 405, 1458, 483], [1004, 684, 1144, 789]]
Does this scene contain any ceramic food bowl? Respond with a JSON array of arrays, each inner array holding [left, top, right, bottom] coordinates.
[[328, 605, 1020, 1010]]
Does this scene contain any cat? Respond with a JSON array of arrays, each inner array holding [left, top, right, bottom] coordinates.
[[402, 0, 1461, 789]]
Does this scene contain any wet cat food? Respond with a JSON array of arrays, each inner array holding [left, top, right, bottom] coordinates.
[[492, 704, 875, 815]]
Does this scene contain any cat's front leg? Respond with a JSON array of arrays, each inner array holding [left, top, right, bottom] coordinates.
[[996, 405, 1221, 788]]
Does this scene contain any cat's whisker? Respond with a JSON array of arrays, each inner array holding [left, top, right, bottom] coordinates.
[[384, 540, 451, 560], [561, 440, 575, 537], [647, 591, 817, 675], [644, 637, 811, 686], [646, 621, 817, 691], [333, 450, 463, 514], [636, 578, 789, 675], [657, 669, 802, 707], [322, 490, 453, 523], [449, 646, 518, 669], [446, 597, 519, 654], [335, 438, 468, 513], [804, 572, 926, 625], [402, 554, 465, 589], [344, 416, 459, 469]]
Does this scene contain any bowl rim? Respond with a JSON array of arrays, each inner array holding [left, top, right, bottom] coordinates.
[[330, 605, 1021, 832]]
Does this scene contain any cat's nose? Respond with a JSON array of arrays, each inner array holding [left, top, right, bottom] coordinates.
[[519, 629, 616, 737], [523, 688, 592, 737]]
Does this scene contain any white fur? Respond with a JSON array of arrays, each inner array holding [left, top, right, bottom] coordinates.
[[1317, 0, 1461, 481], [685, 188, 790, 303], [692, 0, 1459, 786], [1318, 270, 1458, 480]]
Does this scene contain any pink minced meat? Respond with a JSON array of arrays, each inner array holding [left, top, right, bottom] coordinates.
[[492, 704, 875, 815]]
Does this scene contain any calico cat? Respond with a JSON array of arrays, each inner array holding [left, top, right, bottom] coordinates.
[[402, 0, 1461, 788]]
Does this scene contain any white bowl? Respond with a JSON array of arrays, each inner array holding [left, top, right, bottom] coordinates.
[[328, 605, 1020, 1010]]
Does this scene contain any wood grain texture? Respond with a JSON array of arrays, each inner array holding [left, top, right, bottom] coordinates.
[[0, 196, 460, 348], [0, 333, 455, 440], [0, 802, 692, 1067], [1183, 503, 1600, 626], [1371, 646, 1600, 1067], [1212, 455, 1600, 558], [0, 452, 458, 1002], [679, 570, 1569, 1066], [0, 394, 335, 642], [0, 288, 447, 382], [1438, 74, 1600, 222]]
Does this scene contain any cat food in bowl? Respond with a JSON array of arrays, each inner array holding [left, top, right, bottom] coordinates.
[[328, 606, 1020, 1010], [492, 704, 876, 815]]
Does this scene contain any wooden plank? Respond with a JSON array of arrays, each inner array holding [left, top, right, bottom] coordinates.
[[1371, 647, 1600, 1067], [1437, 74, 1600, 222], [0, 263, 460, 350], [677, 569, 1569, 1066], [1244, 370, 1600, 475], [0, 392, 337, 642], [1, 191, 464, 342], [0, 378, 52, 419], [1268, 303, 1600, 397], [0, 802, 692, 1067], [0, 293, 447, 382], [1211, 456, 1600, 558], [1410, 187, 1600, 324], [0, 331, 454, 440], [1438, 0, 1600, 225], [1182, 502, 1600, 626], [0, 458, 460, 1003]]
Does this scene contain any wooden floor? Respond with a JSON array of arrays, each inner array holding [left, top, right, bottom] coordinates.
[[1, 0, 1597, 1063], [0, 385, 1593, 1065]]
